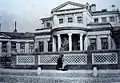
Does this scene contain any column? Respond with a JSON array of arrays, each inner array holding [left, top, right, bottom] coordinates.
[[57, 34, 61, 51], [0, 42, 2, 56], [34, 40, 39, 52], [16, 42, 20, 53], [97, 36, 101, 50], [68, 33, 72, 51], [108, 35, 111, 50], [74, 14, 77, 23], [52, 36, 56, 52], [84, 35, 88, 50], [44, 40, 48, 52], [7, 41, 11, 56], [25, 42, 29, 53], [65, 15, 67, 25], [53, 15, 58, 28], [80, 34, 83, 51]]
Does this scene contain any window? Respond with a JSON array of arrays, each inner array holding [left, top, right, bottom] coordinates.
[[48, 41, 52, 52], [109, 16, 115, 22], [29, 42, 34, 53], [90, 38, 97, 50], [77, 16, 82, 23], [94, 18, 98, 23], [11, 42, 16, 51], [101, 38, 108, 49], [39, 41, 44, 52], [68, 17, 73, 23], [59, 18, 63, 24], [102, 17, 107, 22], [2, 41, 7, 53], [20, 42, 25, 53], [46, 22, 51, 27]]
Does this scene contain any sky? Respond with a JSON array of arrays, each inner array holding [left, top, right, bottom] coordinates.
[[0, 0, 119, 32]]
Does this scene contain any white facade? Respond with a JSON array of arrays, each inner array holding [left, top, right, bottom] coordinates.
[[35, 1, 120, 52]]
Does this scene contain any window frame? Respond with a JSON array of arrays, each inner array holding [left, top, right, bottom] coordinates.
[[77, 16, 82, 23], [39, 41, 44, 52], [68, 17, 73, 23], [59, 18, 64, 24], [101, 17, 107, 22], [20, 42, 25, 53], [46, 22, 51, 27], [94, 18, 99, 23], [48, 41, 52, 52], [89, 38, 97, 50], [2, 41, 7, 52], [109, 16, 115, 22], [101, 38, 108, 50], [11, 42, 16, 51], [29, 42, 34, 53]]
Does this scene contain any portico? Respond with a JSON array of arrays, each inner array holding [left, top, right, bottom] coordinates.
[[52, 32, 84, 52]]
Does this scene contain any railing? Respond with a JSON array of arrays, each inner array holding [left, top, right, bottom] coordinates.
[[11, 49, 120, 69], [38, 54, 87, 65], [92, 52, 118, 64], [16, 55, 35, 65]]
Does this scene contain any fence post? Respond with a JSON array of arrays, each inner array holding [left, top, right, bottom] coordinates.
[[117, 50, 120, 69], [87, 51, 92, 69], [11, 54, 16, 68], [35, 54, 38, 68]]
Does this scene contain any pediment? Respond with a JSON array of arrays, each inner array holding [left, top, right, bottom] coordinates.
[[58, 4, 81, 10], [0, 33, 11, 39], [52, 1, 86, 12]]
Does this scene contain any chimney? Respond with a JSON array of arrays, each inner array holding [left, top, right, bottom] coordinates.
[[86, 2, 90, 9], [13, 21, 17, 33], [111, 5, 116, 11], [90, 4, 96, 12]]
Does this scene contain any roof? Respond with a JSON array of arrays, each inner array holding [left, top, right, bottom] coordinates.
[[87, 22, 111, 26], [51, 1, 86, 13], [40, 17, 53, 21], [0, 32, 35, 39], [93, 10, 119, 16]]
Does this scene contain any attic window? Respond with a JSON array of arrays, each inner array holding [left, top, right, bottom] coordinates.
[[77, 16, 82, 23], [68, 17, 73, 23], [59, 18, 63, 24], [47, 22, 51, 27], [109, 16, 115, 22], [94, 18, 98, 23], [102, 17, 107, 22]]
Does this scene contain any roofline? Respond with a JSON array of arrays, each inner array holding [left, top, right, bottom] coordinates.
[[35, 32, 51, 36], [87, 22, 111, 26], [87, 27, 112, 32], [51, 1, 86, 13], [35, 28, 51, 31], [93, 10, 119, 16], [40, 17, 53, 21], [51, 27, 87, 33], [52, 7, 86, 13]]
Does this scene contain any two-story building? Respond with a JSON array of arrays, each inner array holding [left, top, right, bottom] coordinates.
[[35, 1, 120, 53], [0, 1, 120, 69]]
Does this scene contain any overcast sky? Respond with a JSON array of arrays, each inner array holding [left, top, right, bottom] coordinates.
[[0, 0, 119, 32]]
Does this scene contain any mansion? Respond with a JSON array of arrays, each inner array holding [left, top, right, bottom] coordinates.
[[0, 1, 120, 57]]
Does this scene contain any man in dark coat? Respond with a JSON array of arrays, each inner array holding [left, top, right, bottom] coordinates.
[[56, 55, 63, 70]]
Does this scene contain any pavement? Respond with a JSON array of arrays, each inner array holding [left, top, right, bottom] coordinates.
[[1, 68, 120, 83]]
